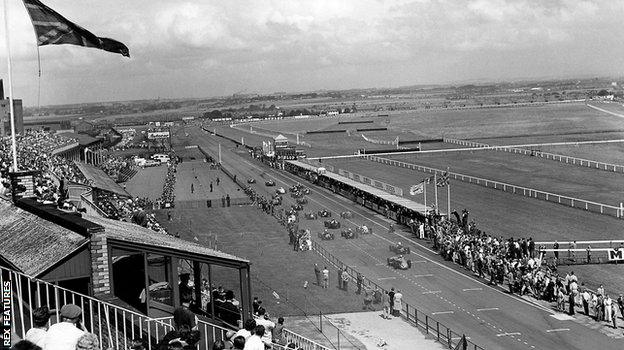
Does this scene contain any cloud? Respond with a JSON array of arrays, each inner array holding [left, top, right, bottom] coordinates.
[[0, 0, 622, 105]]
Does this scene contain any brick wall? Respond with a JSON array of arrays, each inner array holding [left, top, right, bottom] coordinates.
[[90, 229, 110, 296]]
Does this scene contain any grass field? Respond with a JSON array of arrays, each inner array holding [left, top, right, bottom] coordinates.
[[174, 161, 246, 202], [125, 165, 167, 201], [381, 103, 624, 139], [321, 157, 624, 242], [384, 149, 624, 205]]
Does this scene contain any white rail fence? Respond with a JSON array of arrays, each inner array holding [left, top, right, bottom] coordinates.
[[443, 138, 624, 173], [363, 155, 624, 219]]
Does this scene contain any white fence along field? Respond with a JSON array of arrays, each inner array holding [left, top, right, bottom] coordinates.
[[443, 138, 624, 174], [363, 155, 624, 219]]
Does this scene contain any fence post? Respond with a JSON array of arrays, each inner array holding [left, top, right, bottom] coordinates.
[[425, 316, 429, 334], [437, 322, 440, 341], [319, 311, 322, 333], [337, 328, 340, 350]]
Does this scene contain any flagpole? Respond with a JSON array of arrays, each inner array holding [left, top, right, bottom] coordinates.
[[447, 182, 451, 220], [423, 179, 427, 213], [434, 173, 438, 214], [447, 166, 451, 220], [3, 0, 18, 171]]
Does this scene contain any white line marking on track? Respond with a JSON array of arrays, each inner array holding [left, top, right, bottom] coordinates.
[[496, 332, 521, 337], [422, 291, 441, 294], [432, 311, 454, 315], [411, 260, 427, 263], [377, 277, 396, 280], [545, 328, 570, 333], [476, 307, 499, 312], [413, 274, 434, 278], [462, 288, 482, 291]]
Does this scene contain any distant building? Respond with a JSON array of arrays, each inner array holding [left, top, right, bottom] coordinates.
[[0, 79, 23, 136], [274, 134, 288, 149], [0, 98, 24, 136]]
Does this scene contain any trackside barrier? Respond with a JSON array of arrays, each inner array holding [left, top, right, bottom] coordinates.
[[443, 138, 624, 174], [1, 266, 330, 350], [309, 241, 483, 350], [364, 155, 624, 219]]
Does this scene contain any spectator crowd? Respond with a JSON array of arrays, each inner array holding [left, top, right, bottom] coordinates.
[[0, 130, 171, 234]]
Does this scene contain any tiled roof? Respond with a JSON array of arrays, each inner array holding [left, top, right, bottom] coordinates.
[[85, 214, 249, 265], [0, 200, 89, 276]]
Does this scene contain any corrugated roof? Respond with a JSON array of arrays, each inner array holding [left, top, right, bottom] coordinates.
[[75, 162, 130, 197], [58, 132, 100, 146], [0, 200, 89, 276], [287, 160, 432, 214], [85, 214, 249, 265]]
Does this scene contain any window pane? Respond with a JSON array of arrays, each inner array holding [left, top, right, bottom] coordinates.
[[146, 254, 173, 306]]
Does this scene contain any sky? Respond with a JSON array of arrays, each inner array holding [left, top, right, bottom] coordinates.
[[0, 0, 624, 106]]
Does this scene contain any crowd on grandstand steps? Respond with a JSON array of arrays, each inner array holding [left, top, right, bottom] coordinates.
[[0, 130, 175, 234]]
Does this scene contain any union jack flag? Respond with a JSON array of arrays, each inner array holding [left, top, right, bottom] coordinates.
[[22, 0, 129, 57]]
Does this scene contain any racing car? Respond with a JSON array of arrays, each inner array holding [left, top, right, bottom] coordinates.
[[289, 185, 301, 193], [318, 209, 332, 218], [296, 198, 308, 205], [291, 191, 304, 199], [317, 230, 335, 240], [340, 228, 358, 239], [324, 218, 341, 229], [389, 242, 410, 255], [304, 212, 317, 220], [276, 187, 286, 194], [301, 187, 311, 195], [285, 208, 298, 217], [355, 225, 372, 235], [387, 255, 412, 270], [292, 204, 304, 211], [247, 178, 256, 184], [340, 211, 353, 219], [271, 195, 282, 206], [265, 180, 276, 186]]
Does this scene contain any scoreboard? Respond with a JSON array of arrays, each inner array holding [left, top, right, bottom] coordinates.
[[9, 170, 39, 201]]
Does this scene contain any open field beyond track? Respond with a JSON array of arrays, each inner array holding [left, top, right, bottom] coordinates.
[[384, 149, 624, 205]]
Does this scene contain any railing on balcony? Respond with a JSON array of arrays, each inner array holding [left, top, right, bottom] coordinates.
[[1, 266, 331, 350]]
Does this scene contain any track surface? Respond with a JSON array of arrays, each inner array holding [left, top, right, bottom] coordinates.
[[182, 125, 623, 350]]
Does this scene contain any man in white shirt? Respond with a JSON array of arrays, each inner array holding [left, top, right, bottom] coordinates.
[[25, 306, 52, 347], [254, 308, 275, 345], [243, 325, 265, 350], [43, 304, 86, 350], [234, 319, 256, 340]]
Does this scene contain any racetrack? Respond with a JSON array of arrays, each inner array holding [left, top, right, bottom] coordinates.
[[182, 125, 624, 350]]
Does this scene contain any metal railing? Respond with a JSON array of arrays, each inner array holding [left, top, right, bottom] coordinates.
[[309, 241, 483, 350], [1, 265, 333, 350], [364, 155, 624, 219], [443, 137, 624, 174], [1, 266, 174, 350]]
